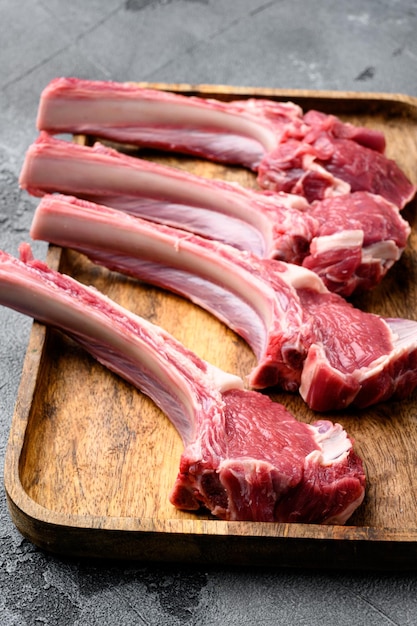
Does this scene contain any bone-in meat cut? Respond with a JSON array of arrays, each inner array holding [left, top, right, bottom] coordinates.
[[30, 194, 417, 411], [35, 77, 416, 208], [19, 134, 410, 297], [35, 77, 303, 169], [0, 244, 366, 524]]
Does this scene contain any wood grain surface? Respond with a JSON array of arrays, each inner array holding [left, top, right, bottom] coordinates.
[[5, 85, 417, 569]]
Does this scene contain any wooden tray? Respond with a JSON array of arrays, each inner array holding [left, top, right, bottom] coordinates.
[[5, 84, 417, 570]]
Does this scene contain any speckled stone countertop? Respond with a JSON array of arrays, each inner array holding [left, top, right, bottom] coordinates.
[[2, 1, 417, 624]]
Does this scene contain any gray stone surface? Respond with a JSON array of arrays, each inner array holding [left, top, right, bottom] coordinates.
[[1, 1, 417, 624]]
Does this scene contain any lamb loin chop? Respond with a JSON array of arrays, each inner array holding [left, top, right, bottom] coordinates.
[[20, 134, 410, 297], [35, 77, 416, 208], [0, 244, 366, 524], [30, 193, 417, 412]]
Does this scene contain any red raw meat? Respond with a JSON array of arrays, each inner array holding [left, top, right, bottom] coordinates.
[[304, 191, 410, 295], [171, 388, 365, 524], [300, 109, 386, 153], [20, 134, 410, 297], [30, 194, 417, 411], [258, 135, 416, 208], [0, 245, 365, 524]]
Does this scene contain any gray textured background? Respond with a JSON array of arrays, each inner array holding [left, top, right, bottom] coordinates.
[[2, 1, 417, 624]]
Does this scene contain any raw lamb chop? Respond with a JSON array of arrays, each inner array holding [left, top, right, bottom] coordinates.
[[19, 134, 410, 296], [35, 77, 416, 208], [35, 77, 304, 170], [0, 244, 366, 524], [30, 193, 417, 411]]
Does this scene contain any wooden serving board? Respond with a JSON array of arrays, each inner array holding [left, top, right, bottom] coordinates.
[[5, 85, 417, 570]]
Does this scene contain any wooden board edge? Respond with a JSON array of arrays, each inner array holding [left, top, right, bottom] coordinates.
[[3, 246, 62, 529], [130, 82, 417, 116], [5, 490, 417, 570]]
